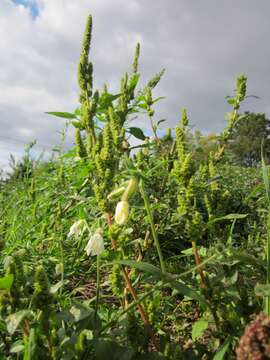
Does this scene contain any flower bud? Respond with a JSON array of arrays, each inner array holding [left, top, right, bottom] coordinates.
[[121, 177, 138, 201], [107, 186, 126, 201], [115, 200, 129, 226]]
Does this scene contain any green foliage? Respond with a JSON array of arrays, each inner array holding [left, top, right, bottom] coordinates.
[[229, 111, 270, 166], [0, 13, 269, 360]]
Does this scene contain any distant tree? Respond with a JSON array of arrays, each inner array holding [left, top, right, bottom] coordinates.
[[191, 130, 219, 162], [228, 112, 270, 166]]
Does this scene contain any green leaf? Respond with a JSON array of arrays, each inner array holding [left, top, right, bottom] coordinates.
[[128, 127, 146, 140], [192, 320, 209, 340], [74, 107, 81, 116], [93, 339, 134, 360], [262, 150, 270, 204], [10, 340, 24, 354], [255, 283, 270, 297], [70, 304, 101, 331], [6, 310, 32, 335], [153, 96, 166, 104], [181, 248, 193, 256], [157, 119, 166, 126], [98, 93, 121, 110], [137, 103, 148, 110], [50, 280, 69, 294], [244, 185, 263, 202], [230, 252, 265, 270], [0, 274, 14, 289], [128, 74, 140, 92], [207, 213, 247, 225], [115, 260, 207, 307], [169, 279, 207, 307], [24, 328, 37, 360], [230, 271, 238, 285], [227, 98, 236, 105], [71, 120, 85, 130], [45, 111, 77, 119], [213, 337, 232, 360], [114, 260, 164, 278], [0, 320, 6, 332]]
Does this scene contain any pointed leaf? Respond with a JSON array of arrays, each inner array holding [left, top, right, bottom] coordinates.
[[98, 93, 121, 110], [169, 279, 207, 307], [10, 341, 24, 354], [70, 304, 101, 331], [93, 339, 134, 360], [128, 74, 140, 92], [262, 149, 270, 204], [207, 213, 247, 225], [0, 274, 14, 289], [71, 121, 85, 130], [157, 119, 166, 126], [115, 260, 207, 307], [153, 96, 165, 104], [255, 283, 270, 297], [128, 127, 146, 140], [24, 328, 37, 360], [45, 111, 77, 119], [192, 320, 209, 340], [6, 310, 32, 335], [50, 280, 69, 294], [114, 260, 164, 278], [213, 337, 232, 360]]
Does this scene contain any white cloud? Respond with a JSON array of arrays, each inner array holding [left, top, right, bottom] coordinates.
[[1, 0, 270, 172]]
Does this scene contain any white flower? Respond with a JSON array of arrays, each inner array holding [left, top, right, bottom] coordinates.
[[115, 200, 129, 226], [67, 220, 86, 239], [85, 229, 104, 256]]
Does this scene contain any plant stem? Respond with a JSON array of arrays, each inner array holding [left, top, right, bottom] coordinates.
[[120, 266, 160, 351], [106, 211, 160, 351], [95, 255, 101, 323], [191, 241, 206, 286], [106, 212, 117, 250], [266, 210, 270, 315], [192, 240, 219, 329], [100, 283, 161, 335], [149, 115, 159, 143], [261, 152, 270, 315], [140, 181, 166, 273]]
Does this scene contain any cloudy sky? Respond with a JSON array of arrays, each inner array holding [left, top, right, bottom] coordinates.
[[1, 0, 270, 172]]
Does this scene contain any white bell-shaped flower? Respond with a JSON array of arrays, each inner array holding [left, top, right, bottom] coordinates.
[[85, 229, 104, 256], [67, 220, 86, 239], [115, 200, 129, 226]]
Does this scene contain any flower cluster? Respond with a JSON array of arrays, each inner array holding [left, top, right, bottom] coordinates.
[[236, 313, 270, 359]]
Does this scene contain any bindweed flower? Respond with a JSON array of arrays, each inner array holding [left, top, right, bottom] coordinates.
[[85, 229, 104, 256], [115, 200, 129, 226], [67, 220, 86, 239]]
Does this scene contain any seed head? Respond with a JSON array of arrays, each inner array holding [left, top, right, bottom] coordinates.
[[236, 313, 270, 360]]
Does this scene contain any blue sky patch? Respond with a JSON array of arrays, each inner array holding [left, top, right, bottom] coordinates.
[[12, 0, 39, 19]]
